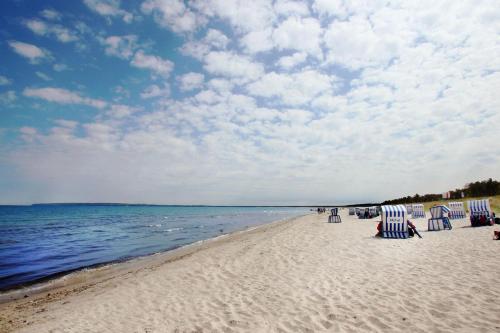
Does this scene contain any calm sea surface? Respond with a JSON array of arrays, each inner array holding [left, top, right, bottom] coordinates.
[[0, 205, 308, 290]]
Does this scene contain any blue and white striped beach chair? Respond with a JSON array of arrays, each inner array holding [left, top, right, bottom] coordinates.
[[411, 204, 426, 218], [448, 202, 466, 219], [328, 208, 341, 223], [468, 199, 493, 226], [381, 205, 409, 238], [405, 204, 413, 214], [428, 205, 452, 231]]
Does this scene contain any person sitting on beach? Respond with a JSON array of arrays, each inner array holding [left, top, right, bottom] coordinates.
[[407, 220, 416, 237], [479, 214, 487, 226], [376, 220, 421, 238]]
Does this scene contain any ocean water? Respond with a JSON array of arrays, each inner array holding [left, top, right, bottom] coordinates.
[[0, 205, 308, 291]]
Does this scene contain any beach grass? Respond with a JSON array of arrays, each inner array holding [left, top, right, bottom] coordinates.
[[420, 194, 500, 213]]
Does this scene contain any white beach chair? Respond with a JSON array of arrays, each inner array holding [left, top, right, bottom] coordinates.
[[468, 199, 494, 226], [428, 205, 452, 231], [328, 208, 341, 223], [405, 204, 413, 214], [381, 205, 409, 238], [448, 202, 466, 219], [369, 206, 377, 217], [411, 204, 426, 219], [348, 207, 355, 215]]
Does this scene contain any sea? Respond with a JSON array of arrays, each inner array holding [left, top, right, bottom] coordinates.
[[0, 204, 308, 291]]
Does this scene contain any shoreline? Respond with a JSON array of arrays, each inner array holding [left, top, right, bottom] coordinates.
[[0, 212, 309, 304]]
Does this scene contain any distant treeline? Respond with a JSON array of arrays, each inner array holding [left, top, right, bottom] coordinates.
[[382, 178, 500, 205]]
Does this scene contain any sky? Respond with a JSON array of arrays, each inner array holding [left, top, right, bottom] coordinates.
[[0, 0, 499, 205]]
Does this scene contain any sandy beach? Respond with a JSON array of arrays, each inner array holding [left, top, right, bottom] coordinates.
[[1, 210, 500, 332]]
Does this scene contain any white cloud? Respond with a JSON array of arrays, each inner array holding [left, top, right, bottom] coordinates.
[[193, 0, 276, 33], [101, 35, 138, 59], [277, 52, 307, 69], [0, 75, 11, 86], [54, 119, 78, 128], [141, 0, 204, 33], [247, 70, 336, 105], [240, 29, 274, 54], [19, 126, 38, 142], [272, 16, 323, 59], [83, 0, 133, 23], [312, 0, 349, 19], [23, 19, 78, 43], [23, 87, 107, 109], [274, 0, 310, 17], [53, 64, 69, 72], [35, 71, 52, 81], [107, 104, 141, 118], [0, 91, 17, 105], [203, 51, 264, 82], [207, 78, 234, 93], [131, 50, 174, 77], [180, 29, 229, 60], [8, 41, 51, 64], [140, 84, 170, 99], [323, 14, 413, 70], [40, 9, 62, 20], [178, 72, 204, 91]]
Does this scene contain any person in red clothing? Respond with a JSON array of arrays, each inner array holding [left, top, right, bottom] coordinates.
[[479, 214, 487, 226], [376, 221, 383, 237]]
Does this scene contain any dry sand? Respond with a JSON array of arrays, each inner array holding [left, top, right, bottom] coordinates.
[[1, 211, 500, 332]]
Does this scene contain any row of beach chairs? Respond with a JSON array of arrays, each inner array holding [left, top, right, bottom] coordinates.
[[381, 199, 494, 238], [404, 202, 467, 220], [328, 199, 495, 238]]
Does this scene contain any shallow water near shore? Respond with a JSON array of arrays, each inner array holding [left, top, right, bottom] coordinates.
[[0, 205, 307, 290]]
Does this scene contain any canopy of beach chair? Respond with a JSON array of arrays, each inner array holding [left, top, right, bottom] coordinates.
[[381, 205, 408, 238], [428, 205, 452, 231], [430, 205, 450, 217], [448, 202, 466, 219], [411, 204, 426, 218], [467, 199, 491, 215]]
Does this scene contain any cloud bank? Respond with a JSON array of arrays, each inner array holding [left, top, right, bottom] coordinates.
[[1, 0, 500, 205]]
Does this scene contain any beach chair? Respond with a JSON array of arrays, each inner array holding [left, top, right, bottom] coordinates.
[[369, 206, 379, 218], [348, 207, 355, 215], [381, 205, 409, 238], [448, 202, 466, 219], [355, 207, 361, 216], [405, 204, 413, 214], [428, 205, 452, 231], [467, 199, 494, 227], [411, 204, 426, 218], [358, 208, 370, 219], [328, 208, 341, 223]]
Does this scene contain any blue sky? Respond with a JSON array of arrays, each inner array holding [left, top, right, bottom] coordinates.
[[0, 0, 499, 205]]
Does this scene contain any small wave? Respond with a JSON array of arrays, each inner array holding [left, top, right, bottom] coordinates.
[[165, 227, 183, 233], [148, 224, 162, 228]]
